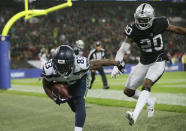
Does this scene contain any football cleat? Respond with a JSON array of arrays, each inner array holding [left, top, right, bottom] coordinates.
[[126, 111, 136, 126], [147, 98, 156, 118]]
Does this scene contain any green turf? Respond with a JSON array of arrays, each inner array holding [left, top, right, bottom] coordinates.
[[0, 93, 186, 131], [1, 72, 186, 131], [11, 72, 186, 94], [91, 72, 186, 93], [1, 90, 186, 113], [5, 72, 186, 113]]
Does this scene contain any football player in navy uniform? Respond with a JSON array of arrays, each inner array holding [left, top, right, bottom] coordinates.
[[42, 45, 124, 131], [111, 3, 186, 126]]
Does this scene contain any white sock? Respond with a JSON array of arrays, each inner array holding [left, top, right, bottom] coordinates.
[[133, 90, 150, 121], [132, 90, 152, 105], [132, 89, 141, 100], [74, 127, 83, 131]]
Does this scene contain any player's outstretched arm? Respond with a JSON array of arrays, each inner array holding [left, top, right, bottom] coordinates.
[[115, 37, 132, 61], [167, 24, 186, 35], [90, 59, 125, 73], [111, 36, 132, 78], [90, 59, 119, 70]]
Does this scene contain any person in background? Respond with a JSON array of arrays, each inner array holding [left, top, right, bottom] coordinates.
[[182, 52, 186, 71], [88, 41, 109, 89], [50, 48, 56, 58], [74, 40, 85, 56], [38, 48, 49, 69]]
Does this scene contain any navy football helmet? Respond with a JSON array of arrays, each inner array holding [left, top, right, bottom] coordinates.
[[52, 45, 75, 75]]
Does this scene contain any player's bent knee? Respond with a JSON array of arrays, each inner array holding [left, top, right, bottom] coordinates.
[[142, 78, 153, 92]]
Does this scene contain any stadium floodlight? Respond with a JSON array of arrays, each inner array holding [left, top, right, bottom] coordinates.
[[0, 0, 72, 89]]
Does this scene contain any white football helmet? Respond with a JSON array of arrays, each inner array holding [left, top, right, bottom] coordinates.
[[75, 40, 85, 50], [134, 3, 155, 30]]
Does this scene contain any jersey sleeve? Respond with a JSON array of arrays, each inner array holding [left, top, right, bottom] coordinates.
[[41, 59, 55, 80], [124, 23, 134, 38], [80, 57, 90, 71], [157, 17, 169, 32]]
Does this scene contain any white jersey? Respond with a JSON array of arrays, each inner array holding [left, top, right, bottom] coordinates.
[[42, 56, 89, 86]]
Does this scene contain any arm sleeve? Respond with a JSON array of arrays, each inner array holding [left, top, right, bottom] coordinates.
[[41, 60, 54, 81], [115, 41, 131, 61]]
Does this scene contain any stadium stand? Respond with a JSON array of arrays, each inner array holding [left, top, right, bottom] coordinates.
[[0, 2, 186, 69]]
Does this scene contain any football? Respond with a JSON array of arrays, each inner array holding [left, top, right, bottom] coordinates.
[[51, 83, 69, 99]]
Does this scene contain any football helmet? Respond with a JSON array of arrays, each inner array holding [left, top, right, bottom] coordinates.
[[52, 45, 75, 75], [134, 3, 155, 30], [75, 40, 85, 50]]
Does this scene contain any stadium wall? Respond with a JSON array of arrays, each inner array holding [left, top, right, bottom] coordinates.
[[11, 63, 184, 79]]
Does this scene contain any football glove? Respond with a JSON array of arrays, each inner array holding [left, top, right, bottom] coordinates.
[[54, 96, 72, 106], [111, 66, 122, 78]]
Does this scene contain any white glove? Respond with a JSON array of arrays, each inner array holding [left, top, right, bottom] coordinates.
[[111, 66, 122, 78]]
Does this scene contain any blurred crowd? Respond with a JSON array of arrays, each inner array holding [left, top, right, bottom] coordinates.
[[0, 2, 186, 68]]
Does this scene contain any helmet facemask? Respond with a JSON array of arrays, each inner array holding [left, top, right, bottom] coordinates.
[[53, 59, 74, 76]]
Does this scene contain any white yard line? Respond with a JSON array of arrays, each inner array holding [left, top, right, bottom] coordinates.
[[10, 85, 45, 93], [10, 85, 186, 106], [161, 84, 186, 88], [87, 89, 186, 106], [157, 79, 186, 84]]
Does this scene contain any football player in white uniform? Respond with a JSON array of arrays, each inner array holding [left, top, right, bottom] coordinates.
[[111, 3, 186, 126], [38, 48, 49, 69], [42, 45, 124, 131], [74, 40, 85, 56]]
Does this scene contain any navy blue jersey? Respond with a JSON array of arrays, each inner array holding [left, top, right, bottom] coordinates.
[[124, 17, 169, 64]]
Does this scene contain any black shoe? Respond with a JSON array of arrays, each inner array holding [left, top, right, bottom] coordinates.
[[104, 86, 109, 89]]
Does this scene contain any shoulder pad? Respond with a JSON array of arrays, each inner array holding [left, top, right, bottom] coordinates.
[[154, 16, 169, 32], [101, 48, 105, 51], [75, 56, 90, 71]]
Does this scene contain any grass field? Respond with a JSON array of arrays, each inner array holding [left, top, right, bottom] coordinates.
[[0, 71, 186, 131]]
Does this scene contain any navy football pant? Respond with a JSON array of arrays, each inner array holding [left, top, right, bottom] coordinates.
[[67, 75, 87, 127], [68, 97, 86, 127]]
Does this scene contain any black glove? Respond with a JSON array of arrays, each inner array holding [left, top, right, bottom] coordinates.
[[117, 59, 125, 73], [54, 96, 72, 106]]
